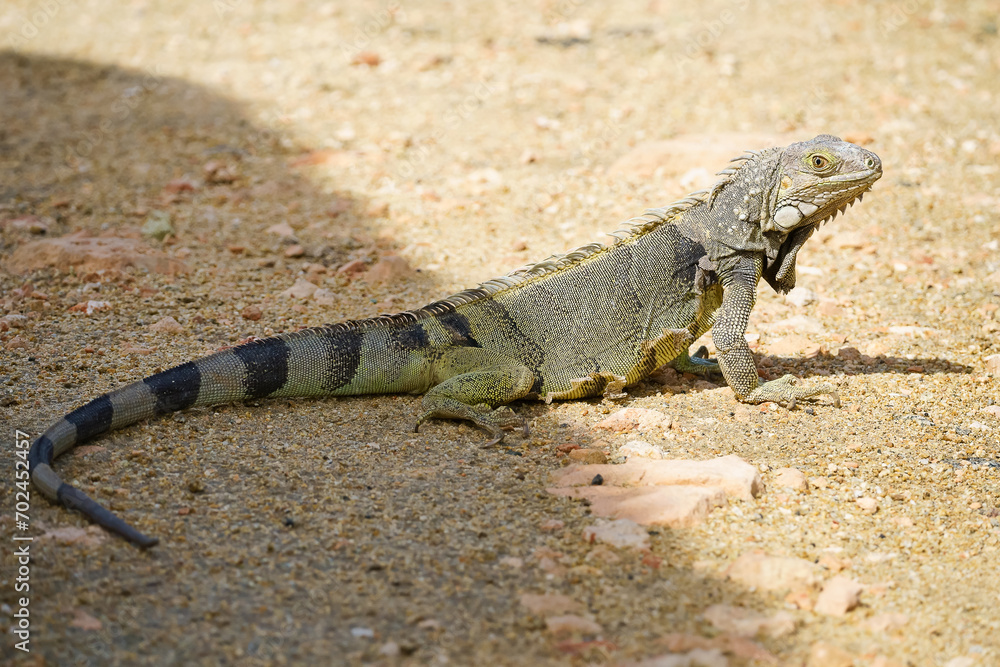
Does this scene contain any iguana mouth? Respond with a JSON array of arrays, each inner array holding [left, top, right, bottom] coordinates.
[[816, 176, 880, 226], [826, 166, 882, 184], [778, 168, 881, 230]]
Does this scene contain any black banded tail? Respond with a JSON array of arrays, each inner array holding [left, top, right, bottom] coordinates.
[[26, 341, 284, 547], [27, 388, 172, 548], [27, 328, 372, 547]]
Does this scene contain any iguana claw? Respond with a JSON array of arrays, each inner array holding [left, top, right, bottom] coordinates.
[[481, 432, 505, 448], [480, 416, 530, 448]]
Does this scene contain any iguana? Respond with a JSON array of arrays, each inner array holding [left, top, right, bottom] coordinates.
[[28, 134, 881, 548]]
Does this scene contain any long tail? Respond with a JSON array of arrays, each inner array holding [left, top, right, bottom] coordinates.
[[28, 329, 355, 548]]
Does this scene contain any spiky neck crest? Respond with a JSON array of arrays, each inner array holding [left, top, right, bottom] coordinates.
[[707, 148, 783, 229]]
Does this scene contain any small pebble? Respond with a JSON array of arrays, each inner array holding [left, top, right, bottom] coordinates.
[[568, 448, 607, 464], [856, 497, 879, 514], [814, 576, 863, 617]]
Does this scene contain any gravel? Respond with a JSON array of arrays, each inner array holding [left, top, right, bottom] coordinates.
[[1, 0, 998, 664]]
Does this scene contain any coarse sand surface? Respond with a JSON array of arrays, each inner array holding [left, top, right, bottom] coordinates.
[[2, 1, 999, 665]]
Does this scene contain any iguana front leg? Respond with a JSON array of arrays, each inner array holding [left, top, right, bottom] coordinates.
[[713, 253, 839, 408], [415, 347, 535, 446]]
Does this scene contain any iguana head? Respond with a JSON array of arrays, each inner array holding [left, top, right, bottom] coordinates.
[[763, 134, 882, 233]]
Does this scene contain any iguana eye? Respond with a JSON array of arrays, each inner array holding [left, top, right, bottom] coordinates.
[[810, 154, 830, 169]]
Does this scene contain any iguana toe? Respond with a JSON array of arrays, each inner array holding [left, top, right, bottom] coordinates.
[[476, 407, 529, 447], [477, 411, 529, 447], [742, 374, 840, 408], [480, 430, 506, 448], [417, 402, 526, 446], [669, 346, 721, 376]]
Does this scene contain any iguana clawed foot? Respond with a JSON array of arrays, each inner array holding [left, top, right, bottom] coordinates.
[[415, 402, 529, 447], [742, 374, 840, 409]]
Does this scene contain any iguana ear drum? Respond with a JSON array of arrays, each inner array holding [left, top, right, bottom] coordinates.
[[772, 205, 804, 230], [772, 201, 821, 230]]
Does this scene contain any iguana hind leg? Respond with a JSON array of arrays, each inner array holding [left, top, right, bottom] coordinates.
[[669, 345, 721, 376], [416, 348, 535, 446]]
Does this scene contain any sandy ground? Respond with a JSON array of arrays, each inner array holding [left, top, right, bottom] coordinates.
[[1, 0, 999, 665]]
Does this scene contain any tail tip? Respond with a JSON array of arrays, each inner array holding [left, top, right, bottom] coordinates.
[[134, 534, 160, 549], [58, 483, 160, 549]]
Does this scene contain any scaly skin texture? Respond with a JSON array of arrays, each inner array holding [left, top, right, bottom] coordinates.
[[28, 134, 881, 547]]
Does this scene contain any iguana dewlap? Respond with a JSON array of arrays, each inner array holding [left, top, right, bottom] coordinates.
[[28, 134, 881, 547]]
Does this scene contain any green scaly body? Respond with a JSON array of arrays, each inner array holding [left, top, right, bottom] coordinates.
[[28, 134, 882, 547]]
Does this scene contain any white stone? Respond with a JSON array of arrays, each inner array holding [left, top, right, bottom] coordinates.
[[280, 277, 318, 299], [633, 649, 729, 667], [520, 593, 583, 616], [544, 614, 602, 637], [772, 467, 808, 492], [582, 518, 650, 550], [985, 355, 1000, 375], [594, 407, 671, 432], [562, 485, 726, 528], [856, 497, 879, 514], [702, 604, 796, 638], [785, 286, 817, 307], [724, 552, 820, 592], [619, 440, 663, 460], [551, 455, 762, 501], [814, 576, 863, 616], [943, 657, 978, 667]]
